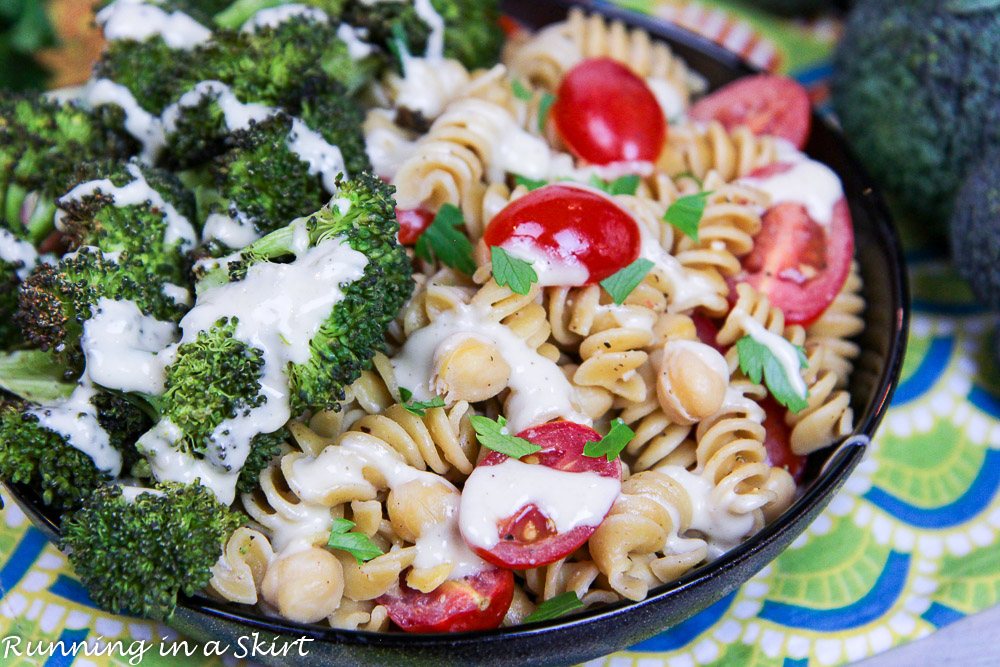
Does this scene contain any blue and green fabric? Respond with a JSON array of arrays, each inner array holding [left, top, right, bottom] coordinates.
[[4, 1, 1000, 666]]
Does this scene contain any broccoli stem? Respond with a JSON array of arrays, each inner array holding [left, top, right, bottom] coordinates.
[[24, 196, 56, 245], [4, 183, 29, 231]]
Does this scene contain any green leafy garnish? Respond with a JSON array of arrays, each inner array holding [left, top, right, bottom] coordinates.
[[511, 80, 533, 100], [403, 396, 447, 417], [0, 350, 75, 403], [524, 592, 584, 623], [399, 386, 414, 402], [583, 418, 635, 462], [599, 258, 654, 306], [663, 191, 713, 242], [515, 174, 549, 191], [588, 173, 641, 196], [491, 246, 538, 295], [414, 204, 476, 274], [736, 335, 810, 413], [385, 21, 411, 68], [327, 518, 384, 565], [469, 415, 541, 459], [538, 93, 557, 133]]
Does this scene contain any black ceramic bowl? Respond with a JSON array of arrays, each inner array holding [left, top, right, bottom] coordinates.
[[4, 1, 909, 665]]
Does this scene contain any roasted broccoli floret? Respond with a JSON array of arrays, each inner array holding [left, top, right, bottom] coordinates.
[[0, 260, 21, 348], [54, 159, 198, 284], [60, 482, 242, 620], [0, 94, 136, 242], [194, 108, 368, 250], [0, 394, 148, 509], [832, 1, 1000, 227], [949, 151, 1000, 311], [16, 248, 187, 374], [217, 172, 412, 411]]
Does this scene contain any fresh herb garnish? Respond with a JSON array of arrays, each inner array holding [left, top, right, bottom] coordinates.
[[327, 518, 383, 565], [491, 246, 538, 295], [538, 93, 557, 133], [511, 80, 533, 100], [403, 396, 447, 417], [674, 171, 703, 188], [583, 418, 635, 462], [599, 258, 655, 306], [524, 592, 584, 623], [386, 21, 410, 69], [663, 191, 713, 242], [736, 335, 810, 413], [588, 173, 641, 196], [414, 204, 476, 274], [469, 415, 541, 459], [515, 174, 549, 191]]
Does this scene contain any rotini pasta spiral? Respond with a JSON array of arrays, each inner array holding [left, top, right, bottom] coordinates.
[[786, 369, 854, 456], [657, 121, 779, 182], [805, 261, 865, 389], [522, 556, 620, 608], [716, 282, 807, 373], [208, 526, 274, 605]]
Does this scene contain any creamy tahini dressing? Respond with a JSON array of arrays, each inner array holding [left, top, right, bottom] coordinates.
[[390, 302, 591, 433], [83, 79, 165, 162], [735, 311, 808, 399], [57, 163, 197, 251], [96, 0, 212, 50], [137, 420, 242, 503], [391, 55, 470, 119], [336, 23, 375, 59], [137, 238, 368, 503], [0, 229, 39, 279], [288, 437, 489, 577], [739, 140, 844, 227], [459, 458, 621, 549], [240, 4, 329, 32], [287, 119, 348, 193], [161, 81, 275, 134], [80, 298, 179, 394], [654, 465, 756, 560], [498, 229, 590, 287], [28, 381, 121, 475]]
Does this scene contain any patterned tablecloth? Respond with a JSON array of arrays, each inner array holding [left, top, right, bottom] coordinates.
[[4, 1, 1000, 665]]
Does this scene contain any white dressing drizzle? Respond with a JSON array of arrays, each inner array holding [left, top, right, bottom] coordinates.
[[391, 302, 590, 433], [390, 55, 471, 119], [138, 238, 368, 503], [28, 381, 121, 475], [0, 229, 40, 279], [96, 0, 212, 50], [202, 210, 260, 249], [83, 79, 166, 162], [738, 140, 844, 227], [287, 118, 347, 193], [336, 23, 375, 59], [56, 163, 197, 251], [240, 4, 328, 32], [459, 458, 621, 550], [655, 465, 756, 560], [161, 81, 274, 134], [364, 109, 418, 180], [735, 311, 808, 399], [288, 437, 489, 577], [120, 485, 164, 503], [498, 229, 589, 287], [137, 420, 242, 503], [412, 0, 445, 60], [80, 298, 179, 394]]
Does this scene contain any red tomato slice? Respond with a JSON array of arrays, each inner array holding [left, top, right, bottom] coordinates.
[[552, 57, 667, 165], [760, 396, 806, 482], [692, 314, 724, 354], [483, 184, 641, 285], [395, 207, 434, 245], [735, 189, 854, 326], [377, 568, 514, 633], [690, 74, 812, 150], [463, 421, 622, 570]]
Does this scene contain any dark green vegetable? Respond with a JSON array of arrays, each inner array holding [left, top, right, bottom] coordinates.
[[60, 483, 243, 620], [832, 0, 1000, 227], [948, 151, 1000, 310]]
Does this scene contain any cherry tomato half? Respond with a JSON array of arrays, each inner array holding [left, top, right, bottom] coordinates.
[[690, 74, 812, 150], [395, 207, 435, 245], [735, 191, 854, 326], [552, 57, 667, 165], [760, 396, 806, 482], [462, 421, 622, 570], [376, 568, 514, 633], [483, 184, 641, 285]]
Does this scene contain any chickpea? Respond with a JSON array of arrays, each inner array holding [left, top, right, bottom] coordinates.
[[261, 547, 344, 623], [433, 334, 511, 402], [387, 480, 459, 543], [656, 341, 728, 424]]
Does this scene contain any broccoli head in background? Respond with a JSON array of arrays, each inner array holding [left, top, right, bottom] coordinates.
[[16, 248, 188, 375], [55, 160, 198, 284], [832, 0, 1000, 228], [0, 393, 148, 509], [60, 483, 243, 620], [949, 151, 1000, 311]]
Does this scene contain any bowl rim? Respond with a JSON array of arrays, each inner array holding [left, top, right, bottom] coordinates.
[[2, 0, 911, 650]]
